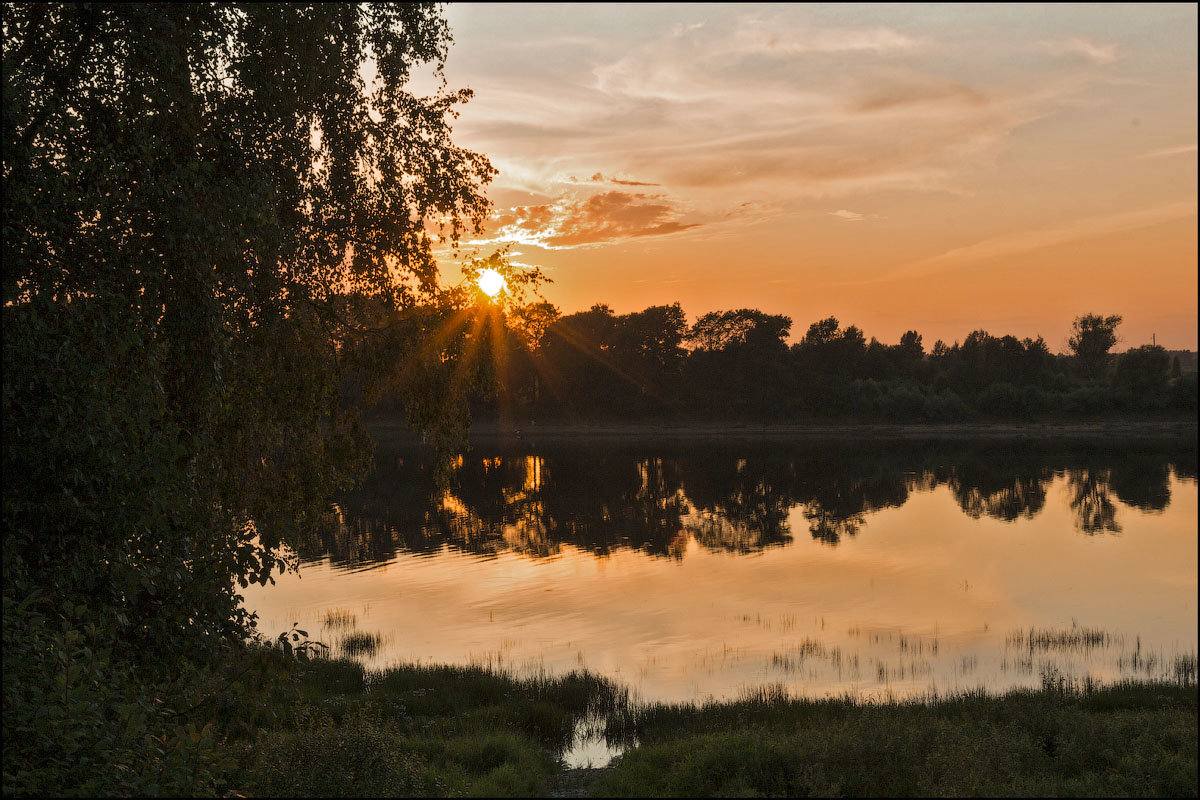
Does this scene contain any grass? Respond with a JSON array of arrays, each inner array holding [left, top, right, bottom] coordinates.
[[225, 654, 1197, 797], [233, 657, 627, 797], [1007, 624, 1111, 652], [595, 679, 1198, 797], [337, 630, 383, 657], [322, 608, 357, 630]]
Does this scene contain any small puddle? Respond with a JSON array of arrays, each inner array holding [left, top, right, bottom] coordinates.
[[560, 717, 628, 769]]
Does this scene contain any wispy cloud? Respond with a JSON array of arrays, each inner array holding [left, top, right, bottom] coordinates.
[[727, 20, 926, 56], [1137, 143, 1198, 159], [1040, 36, 1120, 65], [484, 16, 1092, 207], [566, 172, 660, 187], [446, 7, 1134, 218]]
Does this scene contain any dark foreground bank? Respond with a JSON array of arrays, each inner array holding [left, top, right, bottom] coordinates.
[[238, 656, 1194, 797], [5, 640, 1193, 796]]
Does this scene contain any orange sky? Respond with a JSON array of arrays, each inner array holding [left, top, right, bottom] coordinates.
[[425, 3, 1197, 349]]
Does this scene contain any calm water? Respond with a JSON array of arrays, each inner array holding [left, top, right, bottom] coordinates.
[[244, 438, 1198, 706]]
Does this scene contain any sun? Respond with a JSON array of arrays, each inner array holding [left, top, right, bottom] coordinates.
[[476, 268, 506, 298]]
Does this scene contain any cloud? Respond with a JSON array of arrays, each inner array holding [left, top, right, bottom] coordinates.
[[562, 17, 1074, 203], [593, 17, 927, 101], [566, 172, 661, 187], [448, 6, 1167, 226], [850, 76, 988, 114], [830, 210, 865, 221], [1137, 143, 1197, 159], [1040, 36, 1119, 65], [486, 191, 701, 249], [728, 21, 926, 57]]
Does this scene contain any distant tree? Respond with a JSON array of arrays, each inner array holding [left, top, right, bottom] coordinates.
[[688, 309, 791, 352], [685, 309, 792, 415], [898, 330, 924, 360], [510, 301, 561, 350], [1068, 314, 1123, 381], [890, 329, 926, 380], [1115, 345, 1171, 402], [802, 316, 842, 347], [865, 337, 891, 380], [544, 304, 618, 356], [615, 303, 689, 397], [795, 316, 867, 377]]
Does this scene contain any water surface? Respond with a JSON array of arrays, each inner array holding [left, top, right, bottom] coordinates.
[[244, 439, 1198, 704]]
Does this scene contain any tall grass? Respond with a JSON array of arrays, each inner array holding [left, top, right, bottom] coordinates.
[[337, 631, 382, 657], [593, 678, 1197, 797], [230, 652, 1197, 797], [1007, 624, 1111, 652], [321, 608, 357, 630]]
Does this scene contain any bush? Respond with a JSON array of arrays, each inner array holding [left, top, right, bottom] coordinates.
[[977, 381, 1022, 416], [1115, 346, 1171, 406], [1064, 385, 1117, 414], [241, 719, 448, 798], [1169, 373, 1198, 413], [1, 596, 236, 796]]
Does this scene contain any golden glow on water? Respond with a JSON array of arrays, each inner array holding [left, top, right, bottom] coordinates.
[[244, 473, 1197, 703]]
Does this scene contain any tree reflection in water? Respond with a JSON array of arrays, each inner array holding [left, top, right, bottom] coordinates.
[[292, 440, 1196, 567], [1067, 469, 1122, 534]]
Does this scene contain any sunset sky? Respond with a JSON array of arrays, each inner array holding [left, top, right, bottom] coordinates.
[[430, 3, 1197, 350]]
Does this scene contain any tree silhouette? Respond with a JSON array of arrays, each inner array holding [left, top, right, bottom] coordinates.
[[4, 3, 493, 653], [1069, 314, 1123, 381], [1115, 345, 1171, 406]]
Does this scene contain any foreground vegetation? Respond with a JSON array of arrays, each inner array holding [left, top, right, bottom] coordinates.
[[15, 638, 1191, 797], [226, 655, 1200, 797], [242, 659, 1200, 798], [595, 679, 1197, 797]]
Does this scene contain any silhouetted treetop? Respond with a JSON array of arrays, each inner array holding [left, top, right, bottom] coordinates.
[[688, 309, 792, 352], [1069, 314, 1123, 381]]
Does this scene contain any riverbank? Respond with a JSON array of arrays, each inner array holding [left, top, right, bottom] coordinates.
[[229, 655, 1197, 797], [366, 415, 1198, 447]]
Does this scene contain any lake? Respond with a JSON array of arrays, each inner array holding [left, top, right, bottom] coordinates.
[[243, 436, 1198, 705]]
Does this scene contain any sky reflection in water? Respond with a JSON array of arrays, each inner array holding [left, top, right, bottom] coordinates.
[[243, 441, 1198, 703]]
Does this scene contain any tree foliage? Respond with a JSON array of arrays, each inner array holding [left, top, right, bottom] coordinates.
[[4, 0, 496, 633], [1068, 314, 1123, 381], [3, 3, 505, 791], [462, 304, 1193, 422]]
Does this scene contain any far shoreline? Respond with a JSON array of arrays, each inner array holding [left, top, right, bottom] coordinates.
[[365, 415, 1199, 446]]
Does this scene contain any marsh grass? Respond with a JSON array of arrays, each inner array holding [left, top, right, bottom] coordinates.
[[594, 679, 1198, 797], [231, 653, 1197, 797], [1008, 624, 1111, 652], [321, 608, 357, 630], [236, 657, 630, 797], [337, 630, 382, 657], [1172, 653, 1197, 686]]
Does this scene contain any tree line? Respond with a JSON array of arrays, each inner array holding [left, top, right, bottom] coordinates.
[[421, 304, 1197, 421]]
